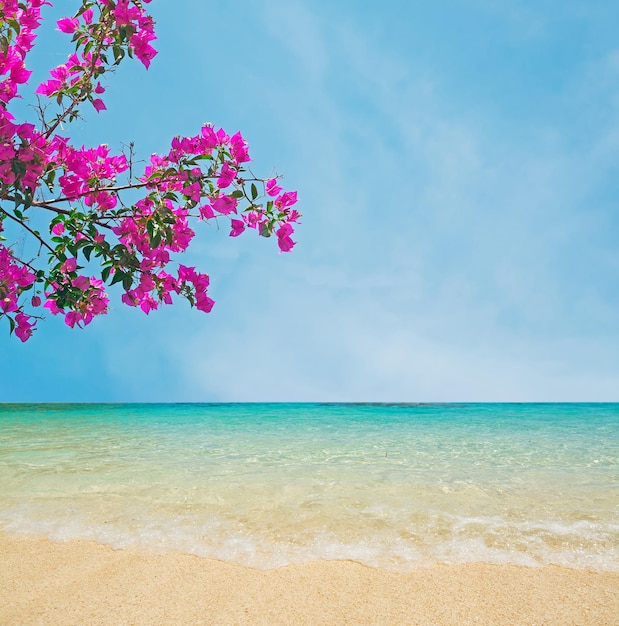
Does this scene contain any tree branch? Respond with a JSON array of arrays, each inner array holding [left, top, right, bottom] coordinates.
[[0, 207, 58, 257], [43, 15, 113, 139]]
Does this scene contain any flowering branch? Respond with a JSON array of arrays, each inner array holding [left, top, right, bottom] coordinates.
[[0, 0, 300, 341]]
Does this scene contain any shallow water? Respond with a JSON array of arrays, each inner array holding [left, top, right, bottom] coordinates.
[[0, 403, 617, 570]]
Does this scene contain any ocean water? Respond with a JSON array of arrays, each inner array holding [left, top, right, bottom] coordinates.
[[0, 403, 617, 571]]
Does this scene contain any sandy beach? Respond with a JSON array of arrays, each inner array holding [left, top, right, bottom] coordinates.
[[1, 533, 617, 626]]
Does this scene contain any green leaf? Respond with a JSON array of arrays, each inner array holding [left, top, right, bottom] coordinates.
[[146, 219, 155, 238], [45, 168, 57, 192], [101, 266, 112, 283], [113, 45, 125, 64], [74, 238, 90, 249], [8, 19, 21, 35], [110, 271, 125, 286]]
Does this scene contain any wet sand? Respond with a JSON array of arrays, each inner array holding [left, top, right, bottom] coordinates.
[[1, 533, 618, 625]]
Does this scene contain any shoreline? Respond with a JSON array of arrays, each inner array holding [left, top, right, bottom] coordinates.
[[2, 532, 618, 625]]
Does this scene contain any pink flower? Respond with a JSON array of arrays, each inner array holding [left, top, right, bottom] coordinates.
[[198, 204, 215, 220], [58, 174, 86, 199], [0, 143, 14, 161], [243, 211, 262, 229], [288, 209, 301, 223], [16, 31, 36, 53], [276, 223, 296, 252], [57, 17, 79, 33], [210, 195, 237, 215], [200, 125, 218, 150], [275, 191, 298, 210], [215, 128, 229, 145], [64, 310, 80, 328], [44, 298, 63, 316], [130, 30, 158, 69], [51, 222, 64, 235], [277, 236, 295, 252], [182, 181, 201, 202], [229, 219, 245, 237], [229, 131, 250, 164], [277, 223, 294, 238], [14, 312, 35, 342], [217, 162, 236, 189], [196, 293, 214, 313], [58, 276, 109, 327], [142, 297, 159, 314], [71, 275, 90, 290], [61, 257, 77, 273], [16, 268, 36, 288], [266, 178, 282, 197], [91, 98, 106, 112], [10, 63, 32, 84], [85, 191, 117, 212]]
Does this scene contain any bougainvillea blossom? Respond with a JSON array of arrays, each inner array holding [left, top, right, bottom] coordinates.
[[0, 0, 300, 341]]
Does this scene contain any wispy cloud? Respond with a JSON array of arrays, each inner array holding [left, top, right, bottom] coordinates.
[[171, 0, 619, 401]]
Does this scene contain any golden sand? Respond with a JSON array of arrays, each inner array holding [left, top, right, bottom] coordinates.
[[1, 533, 618, 625]]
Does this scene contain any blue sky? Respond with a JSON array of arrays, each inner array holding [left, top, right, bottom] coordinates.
[[2, 0, 619, 401]]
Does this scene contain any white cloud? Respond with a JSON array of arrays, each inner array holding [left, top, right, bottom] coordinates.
[[165, 0, 619, 401]]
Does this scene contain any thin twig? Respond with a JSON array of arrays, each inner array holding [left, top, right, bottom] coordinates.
[[0, 207, 58, 256]]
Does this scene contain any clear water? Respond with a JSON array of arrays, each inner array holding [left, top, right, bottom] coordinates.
[[0, 403, 617, 571]]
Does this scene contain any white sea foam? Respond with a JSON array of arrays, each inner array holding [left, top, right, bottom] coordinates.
[[2, 501, 618, 572]]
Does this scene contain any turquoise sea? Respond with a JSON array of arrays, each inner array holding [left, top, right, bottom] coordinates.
[[0, 403, 617, 571]]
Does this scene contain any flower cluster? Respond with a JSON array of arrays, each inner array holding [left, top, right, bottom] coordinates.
[[0, 0, 300, 342], [44, 270, 109, 328], [141, 125, 300, 252], [0, 121, 53, 192], [0, 245, 37, 341], [36, 0, 156, 113], [53, 140, 129, 206], [0, 0, 45, 105], [1, 1, 52, 194]]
